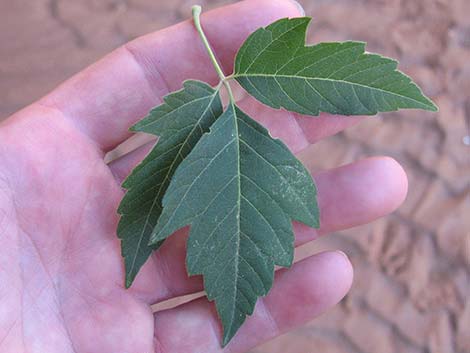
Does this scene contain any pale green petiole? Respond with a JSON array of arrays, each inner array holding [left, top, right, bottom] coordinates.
[[192, 5, 235, 103]]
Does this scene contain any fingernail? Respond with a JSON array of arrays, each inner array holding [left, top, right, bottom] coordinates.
[[336, 250, 349, 262], [289, 0, 305, 16]]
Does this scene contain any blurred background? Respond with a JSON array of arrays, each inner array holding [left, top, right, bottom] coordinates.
[[0, 0, 469, 352]]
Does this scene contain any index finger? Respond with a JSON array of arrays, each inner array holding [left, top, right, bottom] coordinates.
[[37, 0, 303, 152]]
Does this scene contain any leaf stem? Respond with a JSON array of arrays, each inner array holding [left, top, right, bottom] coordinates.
[[223, 79, 235, 103], [192, 5, 235, 103], [192, 5, 226, 82]]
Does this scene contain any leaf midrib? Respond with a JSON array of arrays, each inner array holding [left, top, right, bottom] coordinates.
[[230, 104, 242, 339], [234, 73, 433, 109]]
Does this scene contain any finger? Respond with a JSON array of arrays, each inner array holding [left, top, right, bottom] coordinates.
[[129, 156, 406, 304], [293, 156, 408, 245], [152, 251, 353, 353], [37, 0, 303, 152]]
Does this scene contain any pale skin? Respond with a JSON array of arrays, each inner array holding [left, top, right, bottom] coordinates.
[[0, 0, 409, 352]]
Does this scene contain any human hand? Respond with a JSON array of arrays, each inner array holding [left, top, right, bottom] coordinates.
[[0, 0, 408, 352]]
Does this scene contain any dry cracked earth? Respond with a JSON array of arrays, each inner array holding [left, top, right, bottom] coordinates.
[[0, 0, 469, 352]]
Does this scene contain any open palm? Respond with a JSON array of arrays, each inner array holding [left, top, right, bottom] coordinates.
[[0, 1, 408, 352]]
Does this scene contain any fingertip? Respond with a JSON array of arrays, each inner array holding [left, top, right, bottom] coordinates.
[[332, 250, 354, 295], [269, 250, 354, 317], [263, 0, 306, 17], [368, 156, 408, 211], [288, 0, 306, 16], [309, 156, 409, 235], [387, 157, 408, 207], [303, 251, 353, 304]]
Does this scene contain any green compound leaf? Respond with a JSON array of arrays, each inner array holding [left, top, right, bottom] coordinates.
[[117, 80, 223, 288], [149, 103, 319, 345], [233, 17, 438, 116]]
